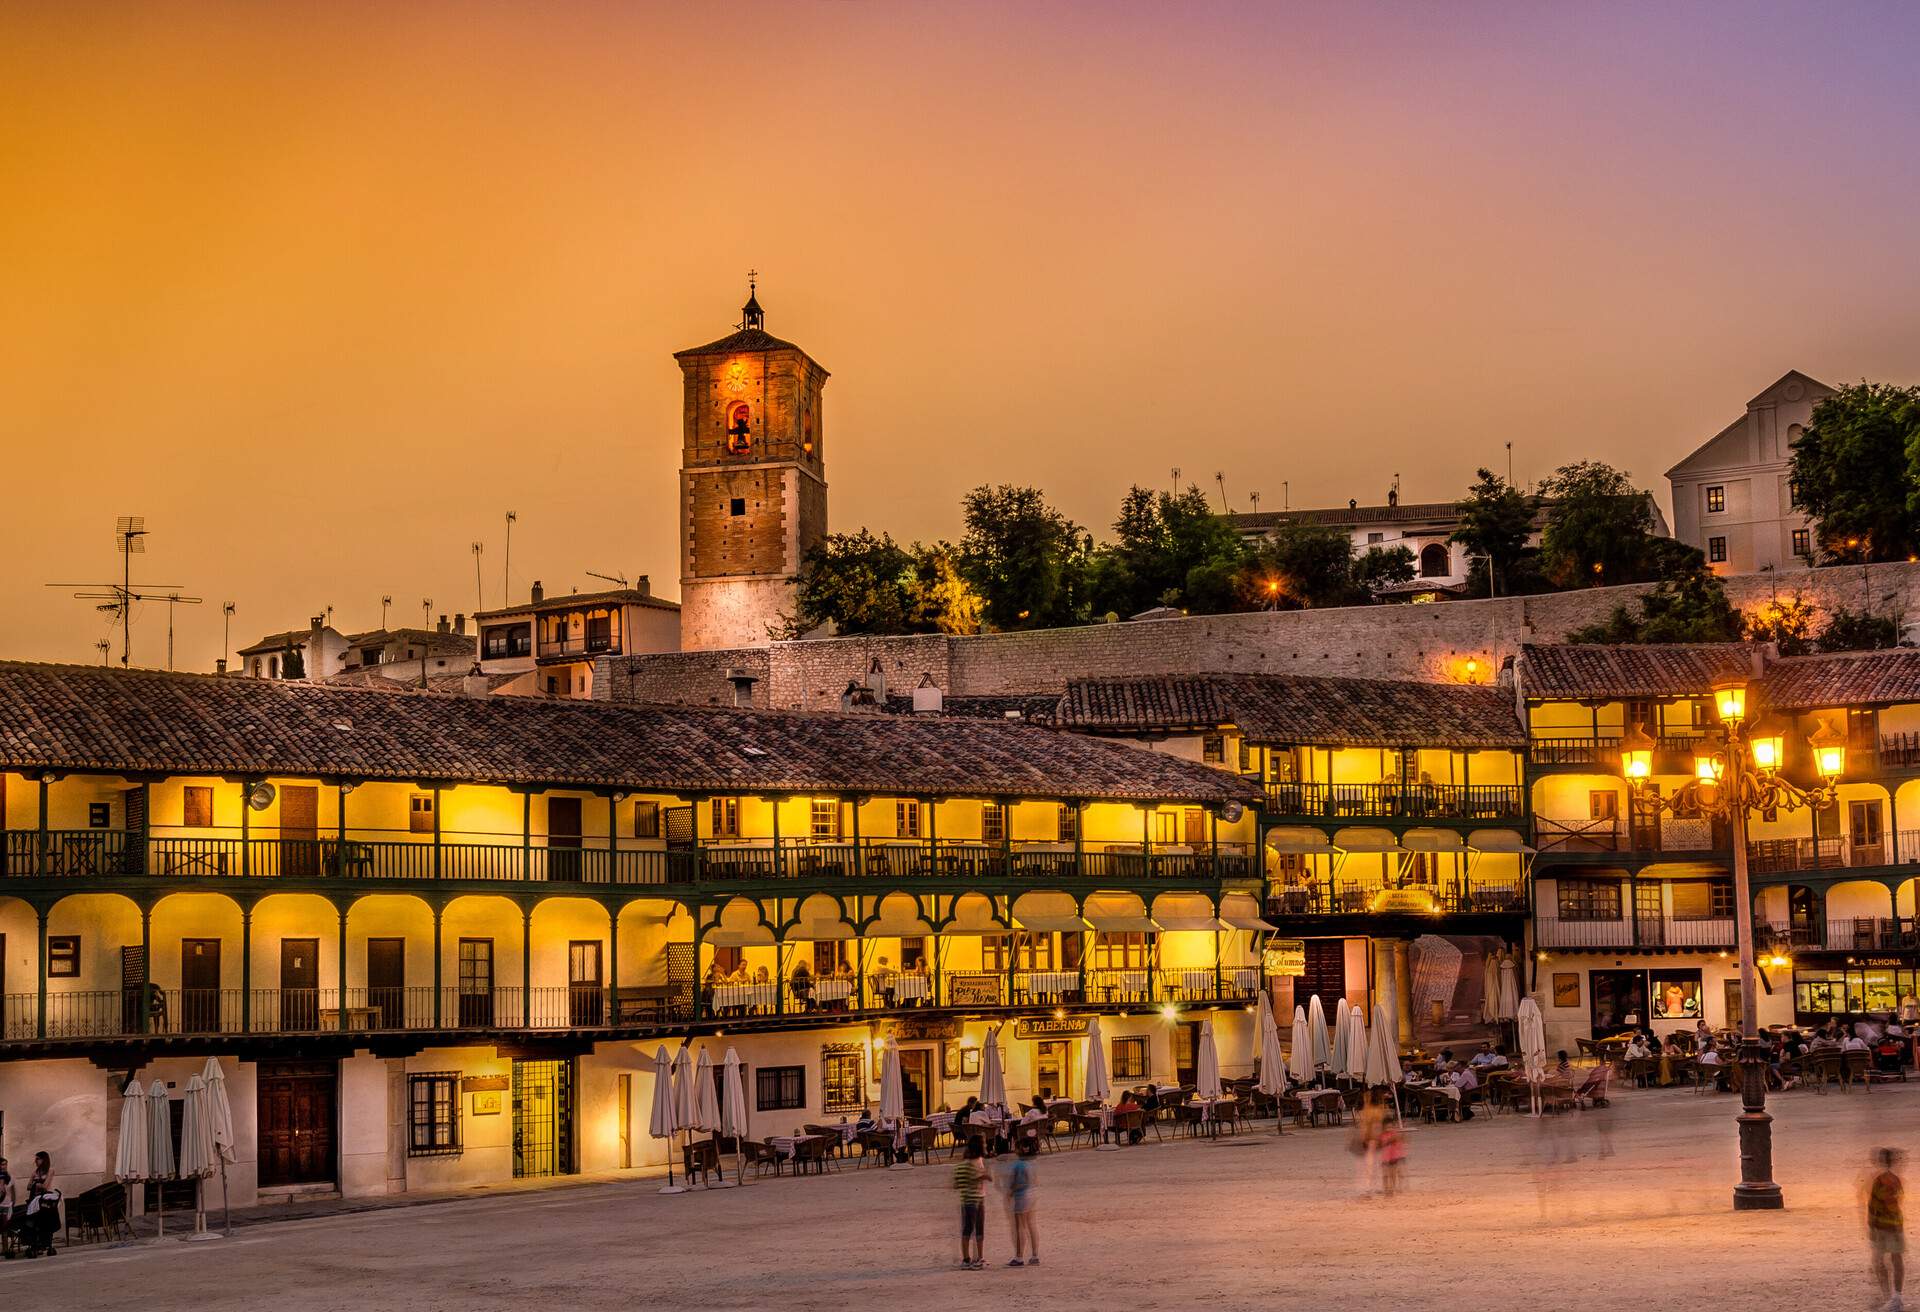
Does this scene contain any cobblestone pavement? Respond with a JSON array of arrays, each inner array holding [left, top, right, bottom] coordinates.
[[21, 1082, 1914, 1311]]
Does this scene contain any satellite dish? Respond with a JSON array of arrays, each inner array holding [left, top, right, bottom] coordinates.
[[1221, 800, 1245, 824], [248, 781, 277, 811]]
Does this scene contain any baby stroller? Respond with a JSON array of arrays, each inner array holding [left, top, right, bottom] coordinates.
[[1572, 1064, 1613, 1109], [6, 1191, 61, 1259]]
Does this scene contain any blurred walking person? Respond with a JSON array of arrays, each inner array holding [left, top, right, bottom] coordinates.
[[1002, 1138, 1039, 1266], [1868, 1148, 1906, 1311], [952, 1138, 991, 1270], [1352, 1090, 1388, 1196]]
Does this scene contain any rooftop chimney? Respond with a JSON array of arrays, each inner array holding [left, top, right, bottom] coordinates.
[[865, 657, 887, 705], [454, 613, 466, 635], [636, 575, 650, 597], [310, 615, 325, 630], [436, 614, 450, 634], [461, 663, 490, 698], [531, 580, 544, 604], [841, 679, 877, 712], [912, 672, 944, 715], [725, 666, 759, 708], [215, 658, 227, 676]]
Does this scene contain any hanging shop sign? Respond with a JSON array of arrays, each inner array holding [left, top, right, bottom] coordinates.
[[1015, 1016, 1088, 1039], [1264, 939, 1306, 977]]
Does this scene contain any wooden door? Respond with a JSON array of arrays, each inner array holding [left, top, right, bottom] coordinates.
[[1852, 800, 1886, 868], [549, 797, 583, 881], [1298, 939, 1346, 1010], [256, 1061, 337, 1188], [898, 1047, 932, 1119], [367, 938, 404, 1029], [568, 940, 603, 1026], [181, 939, 221, 1033], [1183, 807, 1208, 848], [280, 938, 319, 1030], [459, 938, 494, 1026], [280, 785, 319, 878]]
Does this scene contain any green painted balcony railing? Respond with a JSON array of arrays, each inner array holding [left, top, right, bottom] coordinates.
[[1260, 782, 1524, 822]]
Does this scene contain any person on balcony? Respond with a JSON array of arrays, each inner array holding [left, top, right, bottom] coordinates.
[[873, 955, 898, 1007], [791, 961, 814, 1010]]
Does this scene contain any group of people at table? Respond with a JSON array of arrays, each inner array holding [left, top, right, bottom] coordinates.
[[702, 956, 930, 1015], [1610, 1014, 1913, 1090]]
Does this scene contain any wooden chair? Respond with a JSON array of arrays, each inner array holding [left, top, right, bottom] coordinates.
[[1807, 1051, 1844, 1093], [681, 1137, 725, 1187], [742, 1139, 782, 1178], [64, 1181, 132, 1245], [1845, 1049, 1872, 1090], [793, 1134, 835, 1175]]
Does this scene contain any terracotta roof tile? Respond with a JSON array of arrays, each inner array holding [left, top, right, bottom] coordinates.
[[0, 662, 1255, 804], [1758, 649, 1920, 711], [1518, 644, 1760, 700], [1055, 673, 1524, 749]]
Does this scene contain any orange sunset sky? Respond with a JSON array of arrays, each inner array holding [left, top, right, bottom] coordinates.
[[4, 2, 1919, 670]]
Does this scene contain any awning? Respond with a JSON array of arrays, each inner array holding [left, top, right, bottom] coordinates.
[[944, 894, 1011, 935], [1219, 893, 1278, 932], [1332, 827, 1401, 854], [703, 926, 775, 947], [1265, 826, 1333, 854], [785, 918, 854, 941], [868, 893, 934, 937], [1401, 828, 1466, 853], [1153, 914, 1225, 933], [1083, 893, 1153, 935], [1152, 892, 1222, 933], [1467, 828, 1536, 854], [1014, 913, 1091, 934]]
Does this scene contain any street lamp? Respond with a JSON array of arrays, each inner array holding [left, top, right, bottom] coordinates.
[[1617, 679, 1842, 1211]]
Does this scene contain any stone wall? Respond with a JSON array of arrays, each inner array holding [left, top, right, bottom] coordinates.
[[600, 562, 1920, 708]]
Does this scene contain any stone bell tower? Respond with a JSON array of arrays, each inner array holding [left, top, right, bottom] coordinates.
[[675, 281, 829, 651]]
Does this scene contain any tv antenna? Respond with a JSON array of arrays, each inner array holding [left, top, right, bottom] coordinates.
[[1213, 471, 1228, 512], [585, 570, 629, 589], [94, 639, 111, 666], [1249, 491, 1261, 514], [503, 511, 517, 603], [222, 602, 235, 671], [381, 595, 393, 630], [48, 515, 198, 667], [472, 540, 485, 613], [1170, 467, 1181, 495]]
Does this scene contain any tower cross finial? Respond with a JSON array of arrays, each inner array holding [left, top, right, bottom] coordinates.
[[740, 271, 765, 330]]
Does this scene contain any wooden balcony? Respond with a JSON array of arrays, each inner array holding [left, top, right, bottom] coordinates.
[[1265, 874, 1527, 918], [1746, 833, 1920, 876], [1260, 782, 1524, 823]]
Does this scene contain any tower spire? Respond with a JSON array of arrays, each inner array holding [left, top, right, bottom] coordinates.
[[740, 269, 763, 330]]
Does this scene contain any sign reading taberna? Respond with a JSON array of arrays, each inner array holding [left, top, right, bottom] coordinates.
[[1015, 1017, 1088, 1039], [1264, 940, 1307, 977]]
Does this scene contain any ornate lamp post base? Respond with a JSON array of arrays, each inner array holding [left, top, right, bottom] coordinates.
[[1734, 1038, 1783, 1210]]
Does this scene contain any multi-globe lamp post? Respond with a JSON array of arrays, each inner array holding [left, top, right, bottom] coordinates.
[[1617, 676, 1847, 1211]]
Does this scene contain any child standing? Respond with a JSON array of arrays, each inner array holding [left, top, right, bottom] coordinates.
[[953, 1138, 991, 1270], [1003, 1139, 1039, 1267], [1379, 1120, 1406, 1196], [1869, 1147, 1906, 1311]]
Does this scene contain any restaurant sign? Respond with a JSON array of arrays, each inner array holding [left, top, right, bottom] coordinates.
[[948, 975, 1004, 1007], [462, 1075, 510, 1093], [1014, 1017, 1088, 1039], [1264, 939, 1306, 977], [1370, 889, 1437, 915], [892, 1016, 960, 1040]]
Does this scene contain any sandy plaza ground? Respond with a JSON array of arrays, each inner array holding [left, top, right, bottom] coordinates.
[[19, 1081, 1917, 1312]]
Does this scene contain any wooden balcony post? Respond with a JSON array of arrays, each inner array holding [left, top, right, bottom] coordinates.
[[35, 777, 48, 877], [851, 797, 864, 878], [607, 901, 620, 1024], [926, 797, 937, 875], [1209, 809, 1220, 878], [1072, 800, 1084, 876], [240, 781, 251, 877], [139, 902, 152, 1035], [522, 902, 533, 1027], [692, 924, 707, 1021], [35, 903, 47, 1039], [769, 797, 781, 879], [608, 793, 619, 884], [1000, 798, 1012, 878], [431, 902, 443, 1029], [337, 901, 349, 1026], [1142, 805, 1153, 878], [241, 903, 252, 1033]]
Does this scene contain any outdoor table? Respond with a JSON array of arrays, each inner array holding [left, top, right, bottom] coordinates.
[[1172, 968, 1217, 998], [812, 978, 854, 1006], [893, 974, 931, 1003], [1097, 970, 1150, 1001], [1028, 971, 1079, 999], [712, 983, 777, 1013], [1230, 967, 1260, 992], [1295, 1088, 1345, 1126]]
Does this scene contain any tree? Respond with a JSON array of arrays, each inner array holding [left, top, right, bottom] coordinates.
[[902, 542, 984, 635], [1091, 484, 1250, 617], [1790, 381, 1920, 561], [1816, 607, 1902, 653], [958, 484, 1090, 630], [1350, 545, 1416, 594], [1451, 468, 1535, 597], [1744, 592, 1817, 656], [1565, 568, 1741, 644], [784, 531, 984, 637], [1538, 461, 1659, 587], [1242, 519, 1361, 609]]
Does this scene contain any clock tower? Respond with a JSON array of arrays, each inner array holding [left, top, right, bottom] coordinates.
[[675, 282, 829, 650]]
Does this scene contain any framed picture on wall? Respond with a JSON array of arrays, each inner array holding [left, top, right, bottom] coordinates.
[[942, 1042, 959, 1079], [1552, 973, 1581, 1008], [960, 1047, 980, 1078]]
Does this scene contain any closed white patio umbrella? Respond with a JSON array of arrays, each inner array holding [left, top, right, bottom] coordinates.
[[1330, 998, 1351, 1078], [1365, 1002, 1404, 1120], [1497, 951, 1520, 1022], [692, 1048, 723, 1187], [649, 1047, 685, 1194], [178, 1074, 222, 1241], [674, 1046, 707, 1188], [146, 1076, 175, 1237], [1287, 1006, 1312, 1085], [200, 1058, 236, 1237], [1481, 950, 1501, 1024], [1195, 1020, 1222, 1099], [1517, 996, 1548, 1116], [1343, 1006, 1368, 1083], [1307, 994, 1331, 1076], [720, 1048, 749, 1187], [980, 1026, 1008, 1113], [1085, 1017, 1118, 1150], [878, 1041, 912, 1168], [1257, 1002, 1288, 1135], [114, 1078, 151, 1184]]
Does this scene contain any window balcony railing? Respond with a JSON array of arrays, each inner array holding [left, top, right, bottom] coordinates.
[[0, 832, 1258, 887], [1534, 816, 1727, 856], [1533, 915, 1737, 949], [1762, 917, 1920, 954], [1260, 782, 1525, 822], [1265, 875, 1527, 918], [1746, 834, 1920, 876], [1527, 734, 1706, 769]]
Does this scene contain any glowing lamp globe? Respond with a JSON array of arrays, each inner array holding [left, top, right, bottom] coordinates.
[[1748, 715, 1788, 773], [1619, 724, 1656, 782], [1711, 677, 1748, 725], [1808, 718, 1848, 781]]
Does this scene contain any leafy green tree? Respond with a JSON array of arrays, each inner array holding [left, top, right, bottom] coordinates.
[[1565, 567, 1740, 644], [958, 484, 1091, 629], [1790, 381, 1920, 561], [1091, 484, 1250, 616], [902, 543, 983, 635], [1744, 592, 1817, 656], [1451, 468, 1535, 597], [1816, 607, 1902, 652], [1242, 519, 1360, 609], [785, 530, 917, 636], [1539, 461, 1661, 587], [1350, 545, 1416, 594]]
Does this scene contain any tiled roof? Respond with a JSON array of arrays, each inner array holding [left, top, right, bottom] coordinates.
[[1055, 673, 1525, 749], [321, 667, 524, 695], [1759, 649, 1920, 711], [474, 589, 680, 621], [236, 629, 325, 657], [1518, 644, 1760, 700], [0, 662, 1257, 804], [673, 327, 806, 359], [343, 628, 477, 660]]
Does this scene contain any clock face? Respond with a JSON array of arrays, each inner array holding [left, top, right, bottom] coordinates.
[[725, 361, 748, 394]]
